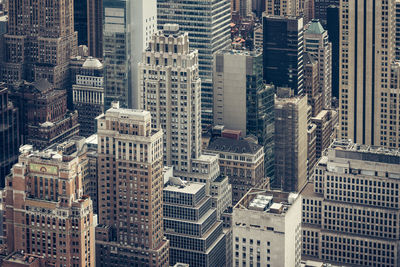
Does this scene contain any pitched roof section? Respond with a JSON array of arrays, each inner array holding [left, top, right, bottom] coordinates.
[[305, 19, 325, 35], [32, 79, 53, 93]]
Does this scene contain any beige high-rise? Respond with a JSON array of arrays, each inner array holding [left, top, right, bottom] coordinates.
[[339, 0, 396, 146], [139, 24, 202, 173], [3, 144, 96, 266], [95, 102, 169, 267], [274, 88, 308, 192]]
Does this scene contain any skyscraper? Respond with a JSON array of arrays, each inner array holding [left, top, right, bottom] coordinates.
[[263, 15, 304, 95], [157, 0, 231, 126], [264, 0, 305, 17], [314, 0, 339, 26], [72, 57, 104, 137], [326, 5, 339, 100], [95, 102, 169, 266], [2, 0, 77, 89], [74, 0, 88, 46], [88, 0, 103, 58], [213, 49, 275, 179], [0, 84, 19, 188], [4, 144, 96, 266], [103, 0, 157, 109], [274, 88, 308, 192], [139, 25, 201, 173], [304, 19, 332, 109], [339, 0, 395, 146], [231, 0, 252, 17]]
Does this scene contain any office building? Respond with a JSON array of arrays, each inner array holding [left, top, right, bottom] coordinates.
[[9, 79, 79, 150], [3, 144, 96, 266], [163, 177, 226, 267], [314, 0, 339, 26], [74, 0, 88, 46], [263, 15, 304, 95], [264, 0, 302, 17], [339, 0, 395, 146], [310, 110, 337, 158], [139, 25, 201, 173], [253, 24, 263, 49], [213, 49, 275, 179], [304, 52, 323, 117], [72, 57, 104, 137], [274, 88, 308, 192], [232, 0, 252, 17], [233, 189, 302, 267], [88, 0, 103, 58], [301, 139, 400, 266], [252, 0, 265, 17], [205, 137, 266, 204], [304, 19, 332, 108], [397, 1, 400, 60], [326, 5, 339, 100], [0, 84, 19, 188], [2, 0, 77, 89], [103, 0, 157, 109], [157, 0, 231, 126], [95, 102, 169, 266]]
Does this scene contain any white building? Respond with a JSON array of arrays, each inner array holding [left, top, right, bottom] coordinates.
[[233, 189, 302, 267], [139, 24, 202, 173], [301, 139, 400, 266]]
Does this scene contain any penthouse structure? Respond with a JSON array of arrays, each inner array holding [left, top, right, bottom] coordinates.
[[3, 144, 96, 266], [232, 189, 302, 267], [301, 139, 400, 266]]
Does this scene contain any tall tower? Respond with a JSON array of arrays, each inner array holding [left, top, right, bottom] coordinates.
[[157, 0, 231, 126], [3, 0, 77, 89], [304, 19, 332, 109], [339, 0, 395, 146], [4, 144, 96, 266], [139, 25, 202, 173], [88, 0, 103, 58], [95, 102, 169, 267], [103, 0, 157, 109], [263, 15, 304, 95], [274, 88, 308, 192]]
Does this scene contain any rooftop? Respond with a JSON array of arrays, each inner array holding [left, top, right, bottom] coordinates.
[[235, 188, 299, 215], [207, 137, 262, 155], [330, 139, 400, 158], [305, 19, 326, 35], [3, 251, 44, 265], [82, 57, 103, 69], [164, 177, 205, 195]]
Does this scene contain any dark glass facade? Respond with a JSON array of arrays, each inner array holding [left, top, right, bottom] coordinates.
[[263, 15, 304, 95], [0, 84, 19, 188], [246, 54, 275, 181], [74, 0, 88, 45], [327, 5, 340, 100], [314, 0, 339, 26]]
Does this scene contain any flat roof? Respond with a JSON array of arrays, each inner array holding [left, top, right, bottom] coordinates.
[[164, 182, 204, 195]]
